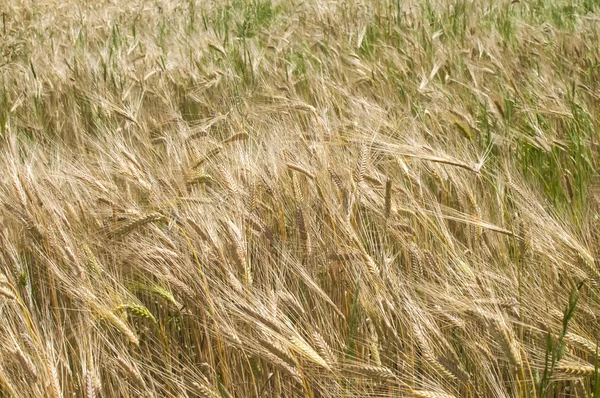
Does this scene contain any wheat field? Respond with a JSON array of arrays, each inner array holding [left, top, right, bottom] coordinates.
[[1, 0, 600, 397]]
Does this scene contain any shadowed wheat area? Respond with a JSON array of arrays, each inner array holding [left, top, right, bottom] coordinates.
[[1, 0, 600, 396]]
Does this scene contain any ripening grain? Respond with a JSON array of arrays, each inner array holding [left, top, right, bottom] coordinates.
[[0, 0, 599, 397]]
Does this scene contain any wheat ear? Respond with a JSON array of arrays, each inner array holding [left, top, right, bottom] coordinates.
[[289, 336, 331, 371], [110, 212, 163, 237], [384, 178, 392, 219], [287, 163, 316, 180], [564, 333, 599, 357], [11, 346, 38, 383], [555, 361, 595, 377], [116, 356, 146, 388], [343, 363, 395, 380], [313, 332, 336, 367], [412, 390, 457, 398]]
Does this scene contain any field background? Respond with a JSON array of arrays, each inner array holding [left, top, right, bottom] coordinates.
[[1, 0, 600, 397]]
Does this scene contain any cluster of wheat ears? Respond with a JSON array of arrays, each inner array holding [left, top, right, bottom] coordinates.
[[1, 0, 600, 397]]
